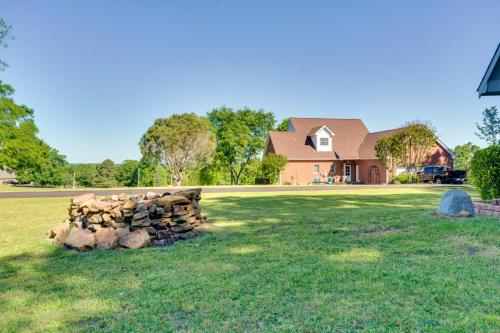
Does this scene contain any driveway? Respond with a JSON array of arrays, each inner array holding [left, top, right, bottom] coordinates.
[[0, 184, 470, 199]]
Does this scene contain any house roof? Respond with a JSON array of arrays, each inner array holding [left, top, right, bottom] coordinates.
[[266, 118, 453, 161], [478, 43, 500, 97], [357, 128, 403, 159], [266, 118, 369, 160]]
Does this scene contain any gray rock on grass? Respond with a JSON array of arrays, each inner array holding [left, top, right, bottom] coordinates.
[[438, 189, 475, 217]]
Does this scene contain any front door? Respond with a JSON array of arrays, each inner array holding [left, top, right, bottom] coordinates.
[[345, 164, 352, 182]]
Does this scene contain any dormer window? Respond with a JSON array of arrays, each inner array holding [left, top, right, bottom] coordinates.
[[308, 125, 335, 152]]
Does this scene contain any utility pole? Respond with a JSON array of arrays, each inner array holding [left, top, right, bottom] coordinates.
[[72, 172, 76, 189]]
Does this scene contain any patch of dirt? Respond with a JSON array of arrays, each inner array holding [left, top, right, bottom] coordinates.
[[459, 243, 481, 256], [360, 225, 396, 234]]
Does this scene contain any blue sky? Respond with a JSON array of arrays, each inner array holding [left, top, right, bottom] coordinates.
[[1, 0, 499, 163]]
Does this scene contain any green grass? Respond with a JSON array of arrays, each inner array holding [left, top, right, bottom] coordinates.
[[0, 188, 498, 332]]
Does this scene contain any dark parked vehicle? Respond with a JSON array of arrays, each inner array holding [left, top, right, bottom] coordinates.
[[417, 165, 467, 184], [2, 179, 19, 185]]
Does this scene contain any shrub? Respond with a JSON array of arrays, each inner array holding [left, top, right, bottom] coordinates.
[[261, 154, 288, 184], [470, 145, 500, 200], [393, 173, 411, 184]]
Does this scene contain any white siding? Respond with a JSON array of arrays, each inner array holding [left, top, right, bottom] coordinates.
[[315, 128, 332, 152]]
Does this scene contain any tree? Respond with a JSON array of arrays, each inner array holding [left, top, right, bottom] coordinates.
[[208, 107, 275, 185], [93, 159, 118, 188], [0, 18, 13, 71], [375, 121, 435, 183], [140, 113, 215, 186], [397, 121, 436, 181], [375, 136, 403, 183], [261, 154, 288, 184], [276, 118, 289, 131], [138, 159, 170, 187], [72, 164, 98, 187], [116, 160, 139, 187], [1, 121, 68, 186], [475, 106, 500, 145], [470, 145, 500, 200], [453, 142, 480, 171], [0, 81, 34, 146], [197, 159, 231, 185], [33, 147, 68, 186]]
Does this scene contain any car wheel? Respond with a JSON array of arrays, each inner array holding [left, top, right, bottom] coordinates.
[[434, 178, 442, 184]]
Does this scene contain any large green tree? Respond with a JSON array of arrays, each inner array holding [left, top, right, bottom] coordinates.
[[140, 113, 215, 186], [475, 106, 500, 145], [116, 159, 139, 187], [453, 142, 480, 171], [94, 159, 118, 188], [70, 164, 98, 187], [208, 107, 275, 185]]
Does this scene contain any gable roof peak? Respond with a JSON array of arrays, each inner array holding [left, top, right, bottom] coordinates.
[[308, 125, 335, 136]]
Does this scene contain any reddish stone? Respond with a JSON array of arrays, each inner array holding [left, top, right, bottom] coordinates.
[[64, 227, 96, 251], [119, 229, 151, 249], [95, 227, 119, 249]]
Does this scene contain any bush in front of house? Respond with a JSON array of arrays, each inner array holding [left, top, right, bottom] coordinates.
[[470, 144, 500, 200], [390, 172, 418, 184], [392, 173, 411, 184]]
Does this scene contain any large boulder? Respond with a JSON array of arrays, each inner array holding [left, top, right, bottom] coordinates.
[[48, 220, 71, 246], [64, 227, 96, 251], [95, 227, 119, 249], [438, 190, 475, 217], [72, 193, 96, 205], [156, 195, 190, 207], [119, 229, 151, 249]]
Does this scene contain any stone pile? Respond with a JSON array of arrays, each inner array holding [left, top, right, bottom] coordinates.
[[48, 188, 207, 251]]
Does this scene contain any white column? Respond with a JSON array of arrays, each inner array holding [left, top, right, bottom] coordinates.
[[356, 165, 359, 182]]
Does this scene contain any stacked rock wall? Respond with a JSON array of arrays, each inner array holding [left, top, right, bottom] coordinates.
[[48, 188, 207, 251], [473, 199, 500, 217]]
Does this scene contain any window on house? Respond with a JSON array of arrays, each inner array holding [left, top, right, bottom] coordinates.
[[330, 165, 336, 173], [320, 138, 329, 146], [313, 165, 320, 173]]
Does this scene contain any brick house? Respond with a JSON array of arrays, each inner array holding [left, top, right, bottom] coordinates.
[[264, 117, 455, 185]]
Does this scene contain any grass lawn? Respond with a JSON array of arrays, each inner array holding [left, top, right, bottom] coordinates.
[[0, 188, 498, 332]]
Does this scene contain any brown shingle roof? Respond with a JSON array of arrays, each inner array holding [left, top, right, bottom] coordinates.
[[266, 118, 370, 160], [357, 128, 403, 159]]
